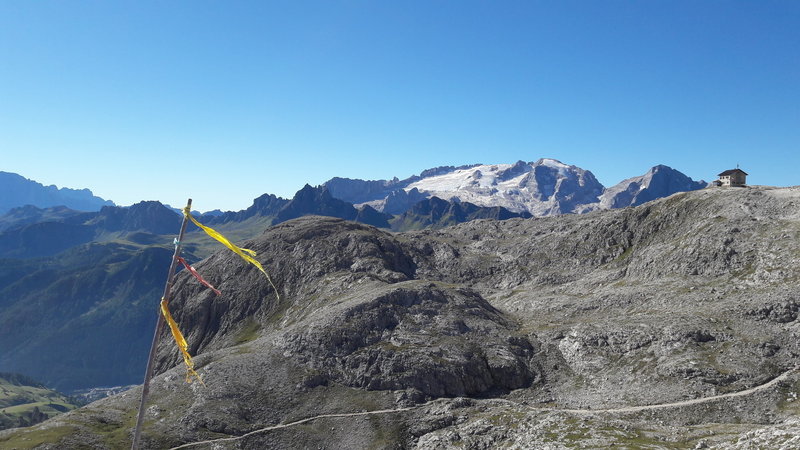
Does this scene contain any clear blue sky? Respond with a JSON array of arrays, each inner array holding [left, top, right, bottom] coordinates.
[[1, 1, 798, 212]]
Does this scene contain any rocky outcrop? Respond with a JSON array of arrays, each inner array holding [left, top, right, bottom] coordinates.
[[382, 187, 429, 215], [280, 282, 537, 398]]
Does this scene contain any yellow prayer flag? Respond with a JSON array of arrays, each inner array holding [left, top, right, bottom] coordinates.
[[183, 207, 280, 300], [160, 298, 204, 385]]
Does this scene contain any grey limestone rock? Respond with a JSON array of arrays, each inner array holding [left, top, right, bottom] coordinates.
[[6, 186, 800, 449]]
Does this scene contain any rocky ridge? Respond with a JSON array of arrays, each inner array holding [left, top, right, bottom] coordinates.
[[2, 186, 800, 448]]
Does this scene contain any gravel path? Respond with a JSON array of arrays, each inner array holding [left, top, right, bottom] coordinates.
[[526, 367, 798, 415], [169, 368, 797, 449], [169, 406, 417, 449]]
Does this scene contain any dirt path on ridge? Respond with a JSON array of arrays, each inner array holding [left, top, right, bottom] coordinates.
[[169, 368, 798, 449]]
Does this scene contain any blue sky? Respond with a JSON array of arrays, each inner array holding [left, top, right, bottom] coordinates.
[[1, 1, 798, 212]]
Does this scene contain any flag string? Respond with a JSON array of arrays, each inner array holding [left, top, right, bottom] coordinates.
[[177, 256, 221, 296], [183, 206, 280, 300]]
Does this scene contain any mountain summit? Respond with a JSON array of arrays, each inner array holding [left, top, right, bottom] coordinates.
[[325, 159, 706, 216], [589, 164, 709, 210], [405, 159, 604, 215]]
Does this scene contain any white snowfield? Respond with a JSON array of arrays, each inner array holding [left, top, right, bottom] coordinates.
[[403, 158, 603, 215], [348, 158, 706, 217]]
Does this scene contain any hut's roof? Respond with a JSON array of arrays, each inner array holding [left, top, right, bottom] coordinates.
[[718, 168, 748, 176]]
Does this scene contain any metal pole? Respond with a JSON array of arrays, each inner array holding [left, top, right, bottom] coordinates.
[[131, 198, 192, 449]]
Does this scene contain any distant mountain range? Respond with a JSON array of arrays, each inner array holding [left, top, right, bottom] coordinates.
[[1, 160, 707, 224], [0, 160, 708, 392], [0, 171, 114, 215], [0, 201, 182, 259], [325, 159, 707, 216]]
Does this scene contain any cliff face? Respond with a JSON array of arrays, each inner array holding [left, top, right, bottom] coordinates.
[[4, 186, 800, 448]]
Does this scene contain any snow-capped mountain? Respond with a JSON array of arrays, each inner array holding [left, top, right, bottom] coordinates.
[[401, 158, 604, 215], [325, 159, 707, 217]]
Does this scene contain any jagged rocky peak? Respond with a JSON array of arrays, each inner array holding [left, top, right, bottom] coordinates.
[[520, 158, 604, 205], [323, 177, 397, 205], [323, 165, 480, 206], [91, 200, 181, 234], [382, 187, 429, 215], [592, 164, 708, 210], [275, 184, 390, 228], [276, 184, 348, 221], [417, 164, 481, 178], [495, 160, 529, 181], [202, 193, 290, 224]]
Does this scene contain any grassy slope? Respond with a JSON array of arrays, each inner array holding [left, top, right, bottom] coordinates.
[[0, 216, 275, 392], [0, 373, 78, 430]]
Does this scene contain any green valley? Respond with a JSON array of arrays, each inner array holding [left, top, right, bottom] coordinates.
[[0, 372, 78, 430]]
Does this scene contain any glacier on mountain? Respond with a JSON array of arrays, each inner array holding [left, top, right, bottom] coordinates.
[[325, 159, 706, 217], [401, 158, 604, 215]]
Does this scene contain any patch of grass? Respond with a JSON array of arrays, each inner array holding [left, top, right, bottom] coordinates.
[[608, 428, 691, 448], [0, 425, 80, 449], [614, 245, 635, 262], [365, 416, 404, 450], [733, 263, 756, 279], [235, 345, 253, 354], [777, 378, 800, 413], [266, 309, 287, 328], [2, 401, 74, 416], [486, 410, 526, 429], [540, 416, 694, 448], [0, 373, 79, 429], [233, 317, 262, 345], [90, 409, 138, 449]]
